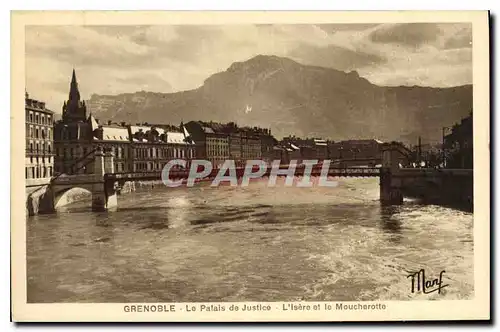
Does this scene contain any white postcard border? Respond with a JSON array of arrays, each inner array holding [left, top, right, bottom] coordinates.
[[11, 10, 490, 322]]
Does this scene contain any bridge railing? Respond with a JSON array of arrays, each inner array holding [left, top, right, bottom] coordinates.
[[51, 148, 99, 182], [106, 166, 381, 181]]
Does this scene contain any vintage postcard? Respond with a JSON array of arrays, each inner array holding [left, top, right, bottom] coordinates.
[[11, 10, 490, 322]]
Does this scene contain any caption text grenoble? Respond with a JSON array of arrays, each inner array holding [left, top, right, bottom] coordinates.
[[123, 303, 387, 313]]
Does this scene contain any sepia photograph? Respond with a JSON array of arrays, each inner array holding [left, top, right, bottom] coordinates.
[[11, 10, 490, 322]]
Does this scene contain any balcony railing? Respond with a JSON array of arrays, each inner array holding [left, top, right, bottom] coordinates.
[[25, 149, 55, 156]]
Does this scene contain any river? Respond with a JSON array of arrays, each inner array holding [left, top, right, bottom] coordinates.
[[27, 177, 474, 303]]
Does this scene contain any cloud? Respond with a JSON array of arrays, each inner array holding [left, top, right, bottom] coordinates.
[[443, 25, 473, 49], [360, 48, 472, 87], [369, 23, 442, 48], [317, 23, 381, 34], [368, 23, 472, 51], [288, 44, 386, 72]]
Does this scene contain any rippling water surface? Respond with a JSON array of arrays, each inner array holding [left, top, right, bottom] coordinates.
[[27, 177, 474, 303]]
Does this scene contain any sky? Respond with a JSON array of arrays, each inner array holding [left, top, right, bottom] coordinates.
[[25, 23, 472, 112]]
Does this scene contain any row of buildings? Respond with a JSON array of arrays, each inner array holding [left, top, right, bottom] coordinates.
[[25, 70, 405, 181], [278, 136, 383, 165]]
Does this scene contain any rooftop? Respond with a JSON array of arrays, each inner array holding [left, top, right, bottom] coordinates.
[[25, 97, 55, 114], [97, 126, 130, 142]]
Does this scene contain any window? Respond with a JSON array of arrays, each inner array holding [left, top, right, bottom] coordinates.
[[35, 143, 39, 152], [47, 144, 51, 153], [29, 113, 33, 123], [35, 128, 39, 138], [35, 114, 39, 124], [41, 129, 46, 139], [47, 115, 51, 125]]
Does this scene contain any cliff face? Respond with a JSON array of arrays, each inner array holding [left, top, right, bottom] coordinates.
[[87, 55, 472, 144]]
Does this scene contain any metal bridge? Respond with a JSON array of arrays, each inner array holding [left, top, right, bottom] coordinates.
[[106, 165, 381, 182], [27, 142, 472, 213]]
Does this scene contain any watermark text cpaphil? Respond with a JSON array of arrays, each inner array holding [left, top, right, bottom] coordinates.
[[160, 159, 347, 187]]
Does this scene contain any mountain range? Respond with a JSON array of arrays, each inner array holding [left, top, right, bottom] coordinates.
[[86, 55, 472, 144]]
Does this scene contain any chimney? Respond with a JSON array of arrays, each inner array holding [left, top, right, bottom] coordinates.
[[95, 126, 104, 140], [108, 120, 112, 125], [121, 121, 126, 127]]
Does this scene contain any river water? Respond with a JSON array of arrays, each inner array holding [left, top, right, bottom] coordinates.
[[27, 177, 474, 303]]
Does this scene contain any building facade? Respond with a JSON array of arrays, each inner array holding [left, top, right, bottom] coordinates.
[[92, 119, 131, 173], [280, 136, 329, 163], [183, 121, 275, 168], [328, 139, 383, 160], [444, 113, 473, 169], [185, 121, 230, 168], [240, 128, 262, 162], [256, 128, 275, 165], [228, 132, 243, 166], [129, 124, 195, 172], [25, 92, 55, 180]]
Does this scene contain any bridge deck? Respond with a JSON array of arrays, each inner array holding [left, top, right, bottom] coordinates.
[[105, 166, 381, 181]]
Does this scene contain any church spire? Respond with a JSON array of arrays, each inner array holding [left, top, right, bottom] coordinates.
[[62, 68, 86, 122], [69, 68, 81, 102]]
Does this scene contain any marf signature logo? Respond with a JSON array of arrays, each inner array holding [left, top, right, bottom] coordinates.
[[407, 269, 449, 295]]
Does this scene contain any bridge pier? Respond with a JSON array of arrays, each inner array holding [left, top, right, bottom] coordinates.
[[379, 169, 403, 205], [91, 181, 118, 212], [91, 149, 118, 212], [379, 143, 405, 205]]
